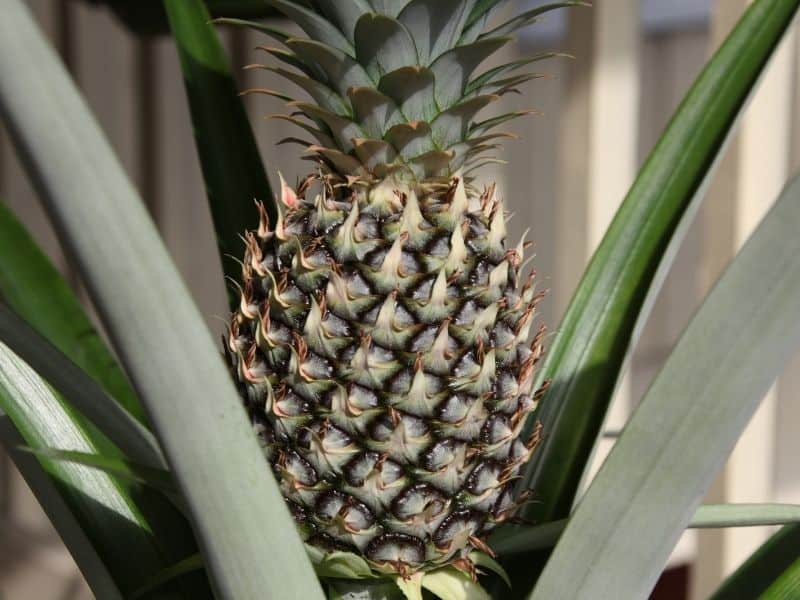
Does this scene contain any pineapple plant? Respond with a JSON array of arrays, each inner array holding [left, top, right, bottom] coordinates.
[[223, 0, 557, 586], [1, 0, 800, 599]]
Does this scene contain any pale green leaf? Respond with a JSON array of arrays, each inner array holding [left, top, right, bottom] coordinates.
[[19, 446, 177, 497], [0, 303, 164, 469], [492, 504, 800, 557], [0, 2, 323, 597], [421, 568, 491, 600], [263, 0, 355, 56], [710, 523, 800, 599], [395, 573, 424, 600], [0, 416, 122, 600], [469, 551, 511, 588], [131, 554, 205, 600], [530, 174, 800, 599], [354, 14, 418, 80]]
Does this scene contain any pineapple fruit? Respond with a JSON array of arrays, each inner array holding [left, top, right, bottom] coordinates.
[[225, 0, 563, 587]]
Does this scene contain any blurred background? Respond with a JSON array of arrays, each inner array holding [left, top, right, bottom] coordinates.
[[1, 0, 798, 598]]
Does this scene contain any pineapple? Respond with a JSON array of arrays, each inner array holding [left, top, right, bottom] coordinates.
[[225, 0, 561, 586]]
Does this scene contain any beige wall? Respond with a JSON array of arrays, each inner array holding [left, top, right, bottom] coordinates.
[[0, 1, 797, 598]]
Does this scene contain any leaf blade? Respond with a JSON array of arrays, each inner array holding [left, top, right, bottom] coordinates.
[[0, 302, 165, 469], [518, 0, 800, 526], [710, 524, 800, 599], [163, 0, 275, 309], [0, 202, 146, 423], [0, 343, 198, 598], [0, 2, 323, 598], [529, 173, 800, 599]]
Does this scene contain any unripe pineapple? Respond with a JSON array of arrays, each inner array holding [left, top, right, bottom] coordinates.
[[225, 0, 563, 588]]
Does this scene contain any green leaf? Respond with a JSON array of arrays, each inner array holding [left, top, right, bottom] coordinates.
[[692, 504, 800, 528], [395, 573, 424, 600], [397, 0, 476, 65], [0, 202, 146, 424], [0, 415, 123, 600], [758, 555, 800, 599], [163, 0, 275, 309], [517, 0, 800, 527], [262, 0, 355, 56], [327, 578, 405, 600], [480, 2, 589, 38], [0, 303, 165, 469], [421, 568, 491, 600], [491, 504, 800, 557], [0, 2, 323, 598], [529, 173, 800, 599], [0, 343, 205, 598], [354, 14, 419, 80], [312, 550, 377, 580], [19, 446, 177, 497], [131, 553, 205, 600], [710, 524, 800, 599], [469, 551, 511, 588]]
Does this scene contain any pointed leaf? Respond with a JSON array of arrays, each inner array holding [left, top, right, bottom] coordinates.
[[131, 554, 205, 600], [379, 66, 438, 123], [516, 0, 800, 537], [761, 560, 800, 599], [0, 303, 165, 470], [0, 203, 145, 424], [0, 343, 205, 598], [395, 573, 424, 600], [710, 524, 800, 599], [481, 2, 589, 38], [355, 14, 418, 80], [431, 94, 498, 147], [467, 52, 568, 94], [348, 86, 403, 139], [492, 504, 800, 558], [530, 173, 800, 599], [421, 568, 491, 600], [0, 2, 324, 597], [430, 36, 510, 109], [291, 101, 364, 152], [263, 0, 355, 56], [164, 0, 275, 308], [469, 551, 511, 588], [0, 416, 123, 600], [398, 0, 477, 64], [385, 121, 437, 158], [287, 38, 373, 97], [314, 0, 373, 43], [20, 446, 177, 496], [265, 65, 350, 115], [213, 17, 291, 43]]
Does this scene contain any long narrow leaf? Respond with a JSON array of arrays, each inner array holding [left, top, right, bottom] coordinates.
[[0, 343, 200, 598], [20, 447, 176, 497], [0, 202, 146, 423], [760, 555, 800, 599], [492, 504, 800, 557], [529, 174, 800, 599], [0, 302, 165, 469], [710, 524, 800, 599], [517, 0, 800, 525], [0, 2, 323, 598], [163, 0, 275, 308], [0, 414, 123, 600]]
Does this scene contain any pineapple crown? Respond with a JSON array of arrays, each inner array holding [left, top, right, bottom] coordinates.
[[236, 0, 583, 181]]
